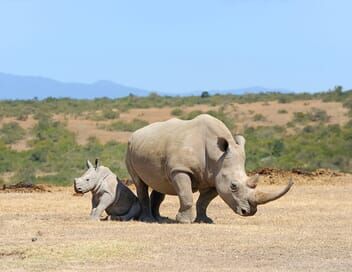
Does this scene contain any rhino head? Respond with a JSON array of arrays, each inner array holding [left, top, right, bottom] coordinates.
[[74, 159, 101, 194], [211, 135, 293, 216]]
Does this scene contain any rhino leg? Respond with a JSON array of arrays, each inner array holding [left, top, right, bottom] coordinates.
[[172, 172, 194, 224], [195, 188, 218, 224], [110, 200, 141, 221], [150, 190, 167, 222], [134, 177, 155, 222], [90, 194, 113, 221]]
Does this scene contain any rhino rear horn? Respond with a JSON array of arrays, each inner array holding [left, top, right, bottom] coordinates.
[[247, 174, 260, 188], [255, 179, 294, 205]]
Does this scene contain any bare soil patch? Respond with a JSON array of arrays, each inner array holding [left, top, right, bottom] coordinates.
[[1, 182, 53, 193], [253, 168, 351, 185]]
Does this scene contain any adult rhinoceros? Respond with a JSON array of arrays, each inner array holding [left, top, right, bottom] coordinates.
[[126, 114, 293, 223]]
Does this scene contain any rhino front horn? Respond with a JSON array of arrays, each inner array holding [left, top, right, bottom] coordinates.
[[254, 179, 294, 205]]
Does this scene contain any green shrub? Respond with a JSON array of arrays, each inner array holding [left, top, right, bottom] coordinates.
[[0, 122, 26, 144], [278, 97, 291, 103], [171, 108, 184, 116], [102, 109, 120, 120], [293, 109, 330, 124], [253, 114, 266, 121], [11, 165, 37, 185], [278, 109, 288, 114], [182, 110, 204, 120]]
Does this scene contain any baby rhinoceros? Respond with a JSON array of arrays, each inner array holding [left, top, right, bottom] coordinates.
[[74, 159, 141, 221]]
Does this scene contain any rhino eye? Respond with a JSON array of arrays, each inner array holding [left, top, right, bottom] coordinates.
[[86, 178, 90, 181], [230, 183, 238, 192]]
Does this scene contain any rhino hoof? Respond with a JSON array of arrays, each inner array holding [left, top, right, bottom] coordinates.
[[139, 215, 156, 223], [176, 212, 193, 224], [194, 216, 214, 224], [155, 215, 169, 224]]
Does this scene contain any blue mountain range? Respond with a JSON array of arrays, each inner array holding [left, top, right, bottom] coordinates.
[[0, 72, 291, 99]]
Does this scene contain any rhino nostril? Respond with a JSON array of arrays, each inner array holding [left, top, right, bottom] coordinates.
[[241, 209, 247, 215]]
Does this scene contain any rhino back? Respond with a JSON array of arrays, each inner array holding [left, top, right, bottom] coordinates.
[[126, 114, 232, 194]]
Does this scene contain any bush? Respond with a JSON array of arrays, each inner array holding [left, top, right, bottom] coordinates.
[[293, 109, 330, 124], [278, 109, 288, 114], [278, 97, 291, 103], [171, 108, 184, 116], [253, 114, 266, 121], [182, 110, 204, 120], [0, 122, 26, 144], [102, 109, 120, 120], [11, 165, 37, 185]]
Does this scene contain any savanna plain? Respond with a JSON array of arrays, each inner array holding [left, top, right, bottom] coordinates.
[[1, 90, 352, 271]]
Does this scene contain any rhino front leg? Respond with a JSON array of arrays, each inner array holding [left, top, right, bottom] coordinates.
[[172, 172, 194, 224], [150, 190, 167, 222], [195, 188, 218, 224], [90, 194, 112, 221]]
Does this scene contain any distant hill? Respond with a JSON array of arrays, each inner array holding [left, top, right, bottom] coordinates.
[[0, 72, 291, 99], [163, 86, 292, 97], [0, 73, 150, 99]]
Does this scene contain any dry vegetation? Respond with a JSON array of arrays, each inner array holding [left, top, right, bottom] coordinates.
[[1, 172, 351, 271], [0, 91, 351, 271], [0, 99, 348, 147]]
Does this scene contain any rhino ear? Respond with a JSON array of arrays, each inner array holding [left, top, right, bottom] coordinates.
[[217, 137, 229, 153], [95, 158, 100, 169], [86, 160, 94, 169], [234, 135, 245, 146]]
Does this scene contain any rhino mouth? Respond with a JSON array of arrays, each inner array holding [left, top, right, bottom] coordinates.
[[73, 182, 84, 194], [235, 206, 257, 217]]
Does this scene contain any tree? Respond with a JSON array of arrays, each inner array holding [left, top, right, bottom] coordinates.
[[201, 91, 210, 98]]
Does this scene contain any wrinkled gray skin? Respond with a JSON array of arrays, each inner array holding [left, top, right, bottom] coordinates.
[[126, 114, 293, 223], [74, 159, 141, 221]]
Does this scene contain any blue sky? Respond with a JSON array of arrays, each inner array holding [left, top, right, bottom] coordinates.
[[0, 0, 351, 94]]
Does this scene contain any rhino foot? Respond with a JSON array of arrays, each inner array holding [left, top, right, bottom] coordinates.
[[139, 215, 156, 223], [194, 216, 214, 224], [176, 211, 193, 224], [89, 215, 101, 221], [155, 215, 169, 224]]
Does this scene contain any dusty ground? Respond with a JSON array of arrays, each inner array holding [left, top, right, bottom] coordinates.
[[1, 174, 351, 271]]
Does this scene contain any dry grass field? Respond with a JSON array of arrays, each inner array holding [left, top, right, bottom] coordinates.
[[1, 173, 351, 271]]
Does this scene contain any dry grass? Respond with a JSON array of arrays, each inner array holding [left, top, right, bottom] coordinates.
[[1, 177, 351, 271]]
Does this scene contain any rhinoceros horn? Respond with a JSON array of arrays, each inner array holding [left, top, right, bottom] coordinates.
[[247, 174, 260, 188], [254, 179, 294, 205]]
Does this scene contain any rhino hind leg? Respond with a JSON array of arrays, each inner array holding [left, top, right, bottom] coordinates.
[[134, 176, 156, 222], [150, 190, 167, 222], [172, 172, 194, 224], [110, 200, 141, 221], [195, 188, 218, 224]]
